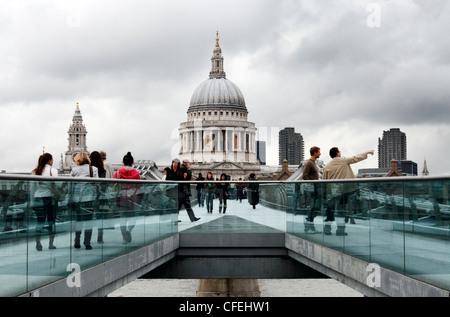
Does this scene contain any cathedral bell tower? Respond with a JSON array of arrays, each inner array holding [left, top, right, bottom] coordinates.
[[64, 102, 88, 170]]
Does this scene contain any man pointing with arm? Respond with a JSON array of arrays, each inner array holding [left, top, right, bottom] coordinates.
[[322, 147, 374, 236]]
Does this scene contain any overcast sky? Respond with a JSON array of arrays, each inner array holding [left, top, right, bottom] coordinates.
[[1, 0, 449, 176]]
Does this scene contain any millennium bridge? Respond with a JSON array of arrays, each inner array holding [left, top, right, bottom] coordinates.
[[0, 174, 449, 297]]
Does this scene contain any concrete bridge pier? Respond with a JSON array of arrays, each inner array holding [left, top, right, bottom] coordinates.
[[197, 279, 261, 297]]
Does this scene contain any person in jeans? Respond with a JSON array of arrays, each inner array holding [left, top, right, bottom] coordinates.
[[31, 153, 59, 251], [302, 146, 322, 234], [196, 173, 205, 207], [216, 173, 229, 213], [205, 172, 215, 213]]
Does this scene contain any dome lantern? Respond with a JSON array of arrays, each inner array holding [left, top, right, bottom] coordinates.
[[209, 31, 226, 79]]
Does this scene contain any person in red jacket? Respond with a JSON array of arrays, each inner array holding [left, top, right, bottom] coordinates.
[[114, 152, 141, 243]]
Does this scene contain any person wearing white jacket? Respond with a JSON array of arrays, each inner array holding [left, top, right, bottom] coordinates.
[[31, 153, 59, 251]]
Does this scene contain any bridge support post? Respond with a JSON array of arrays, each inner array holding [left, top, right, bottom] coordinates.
[[197, 279, 260, 297]]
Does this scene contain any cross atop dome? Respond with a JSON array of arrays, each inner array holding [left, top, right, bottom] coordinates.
[[74, 101, 82, 117]]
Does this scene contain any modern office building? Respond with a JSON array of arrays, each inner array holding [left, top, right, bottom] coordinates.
[[378, 128, 407, 168], [278, 127, 304, 165], [256, 141, 266, 165], [401, 160, 418, 176], [358, 160, 417, 177]]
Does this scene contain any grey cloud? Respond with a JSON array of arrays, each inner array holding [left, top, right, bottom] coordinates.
[[1, 0, 449, 175]]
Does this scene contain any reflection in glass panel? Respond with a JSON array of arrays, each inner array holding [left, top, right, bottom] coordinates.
[[404, 180, 450, 290], [286, 178, 450, 291], [0, 176, 179, 297], [0, 179, 28, 296], [27, 178, 72, 291], [1, 175, 449, 296], [368, 181, 405, 272]]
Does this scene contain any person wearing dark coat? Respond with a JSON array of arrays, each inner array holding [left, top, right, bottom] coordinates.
[[89, 151, 108, 243], [196, 173, 205, 207], [216, 173, 229, 213], [205, 172, 215, 213], [247, 173, 259, 209], [166, 158, 200, 222]]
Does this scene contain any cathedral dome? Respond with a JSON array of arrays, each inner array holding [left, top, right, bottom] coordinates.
[[179, 32, 257, 167], [189, 77, 246, 111], [188, 31, 247, 113]]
